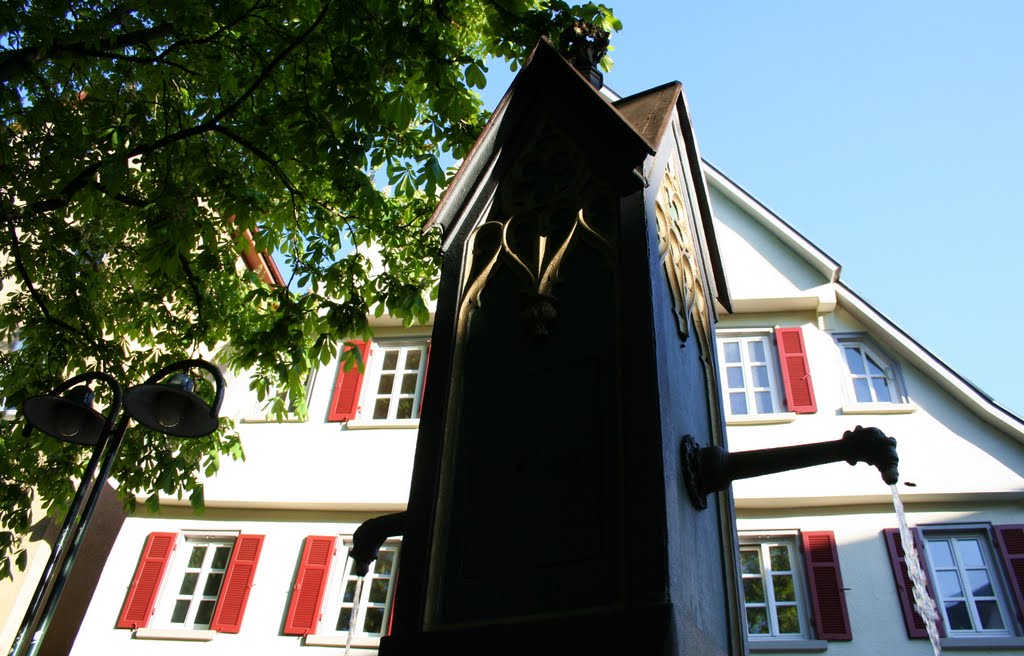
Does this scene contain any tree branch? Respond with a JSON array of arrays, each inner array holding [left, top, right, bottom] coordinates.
[[0, 23, 177, 83], [3, 209, 90, 342]]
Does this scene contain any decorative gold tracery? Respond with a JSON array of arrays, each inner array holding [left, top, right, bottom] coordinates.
[[457, 119, 615, 337], [655, 156, 722, 442]]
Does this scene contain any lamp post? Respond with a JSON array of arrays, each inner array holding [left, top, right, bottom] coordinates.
[[8, 359, 226, 656]]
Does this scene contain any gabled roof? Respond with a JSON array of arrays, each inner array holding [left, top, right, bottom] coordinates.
[[704, 163, 1024, 440]]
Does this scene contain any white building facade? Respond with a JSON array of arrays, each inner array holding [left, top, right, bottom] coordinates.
[[51, 162, 1024, 656]]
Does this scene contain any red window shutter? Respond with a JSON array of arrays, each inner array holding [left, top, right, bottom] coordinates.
[[882, 528, 945, 639], [327, 341, 370, 421], [774, 327, 816, 413], [801, 531, 851, 640], [994, 525, 1024, 623], [210, 534, 264, 633], [116, 532, 177, 629], [418, 339, 431, 417], [283, 536, 337, 636]]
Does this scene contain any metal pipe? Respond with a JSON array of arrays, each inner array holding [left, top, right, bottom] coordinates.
[[682, 426, 899, 510]]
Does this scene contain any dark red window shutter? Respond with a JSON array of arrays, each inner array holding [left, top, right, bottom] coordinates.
[[994, 525, 1024, 623], [210, 534, 264, 633], [327, 341, 370, 422], [801, 531, 851, 640], [116, 532, 177, 629], [418, 339, 431, 417], [283, 536, 337, 636], [882, 528, 945, 639], [774, 327, 816, 413]]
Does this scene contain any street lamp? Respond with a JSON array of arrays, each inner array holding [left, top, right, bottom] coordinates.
[[8, 359, 226, 656]]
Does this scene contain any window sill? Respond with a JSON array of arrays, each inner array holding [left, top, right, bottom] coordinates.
[[726, 412, 797, 426], [840, 402, 916, 415], [133, 628, 216, 641], [242, 415, 307, 424], [941, 636, 1024, 650], [346, 419, 419, 430], [304, 634, 380, 648], [749, 638, 828, 652]]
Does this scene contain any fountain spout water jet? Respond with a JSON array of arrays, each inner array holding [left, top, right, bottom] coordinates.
[[682, 426, 898, 510]]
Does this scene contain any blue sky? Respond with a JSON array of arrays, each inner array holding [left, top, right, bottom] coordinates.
[[484, 2, 1024, 416]]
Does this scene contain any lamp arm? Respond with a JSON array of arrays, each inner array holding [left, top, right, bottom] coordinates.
[[141, 359, 226, 416]]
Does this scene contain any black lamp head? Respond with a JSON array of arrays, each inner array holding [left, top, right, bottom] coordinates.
[[23, 385, 108, 446], [123, 372, 219, 438]]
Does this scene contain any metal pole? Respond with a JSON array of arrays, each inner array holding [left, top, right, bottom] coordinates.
[[22, 415, 131, 656], [6, 435, 109, 656]]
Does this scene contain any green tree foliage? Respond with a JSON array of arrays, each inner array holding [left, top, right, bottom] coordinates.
[[0, 0, 620, 576]]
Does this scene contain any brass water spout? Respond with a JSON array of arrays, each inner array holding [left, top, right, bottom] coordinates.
[[682, 426, 899, 510]]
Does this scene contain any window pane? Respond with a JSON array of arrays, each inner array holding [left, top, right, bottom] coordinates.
[[344, 580, 358, 603], [405, 350, 421, 370], [769, 546, 791, 571], [373, 399, 390, 420], [865, 353, 886, 377], [747, 340, 766, 362], [967, 569, 993, 597], [336, 607, 352, 632], [727, 367, 745, 389], [743, 578, 765, 603], [754, 392, 773, 414], [376, 551, 395, 575], [746, 607, 769, 634], [730, 393, 748, 415], [871, 377, 892, 402], [724, 342, 741, 363], [777, 605, 800, 633], [194, 600, 216, 626], [171, 600, 189, 624], [751, 366, 770, 388], [852, 378, 872, 403], [740, 551, 761, 575], [179, 572, 198, 595], [400, 374, 418, 394], [211, 546, 231, 570], [382, 351, 399, 370], [937, 571, 964, 599], [377, 374, 395, 395], [188, 546, 207, 568], [364, 607, 385, 634], [203, 572, 224, 596], [369, 578, 389, 603], [844, 347, 866, 375], [396, 398, 414, 419], [976, 601, 1005, 630], [958, 540, 985, 568], [773, 575, 796, 601], [927, 540, 955, 568], [945, 600, 972, 630]]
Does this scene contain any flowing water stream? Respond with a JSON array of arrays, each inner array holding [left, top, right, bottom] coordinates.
[[344, 576, 365, 656], [891, 484, 942, 655]]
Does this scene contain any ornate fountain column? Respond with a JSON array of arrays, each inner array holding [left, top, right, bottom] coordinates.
[[380, 40, 740, 656]]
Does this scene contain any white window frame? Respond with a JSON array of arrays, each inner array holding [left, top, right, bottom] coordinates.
[[306, 538, 401, 648], [351, 339, 428, 427], [151, 532, 238, 632], [835, 334, 913, 414], [739, 533, 813, 643], [922, 527, 1017, 638], [717, 332, 786, 420]]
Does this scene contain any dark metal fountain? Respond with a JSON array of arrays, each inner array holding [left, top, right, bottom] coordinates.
[[348, 38, 902, 656]]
